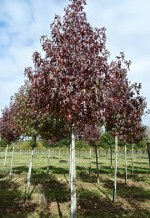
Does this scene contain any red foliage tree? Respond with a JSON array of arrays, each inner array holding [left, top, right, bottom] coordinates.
[[0, 105, 23, 144], [104, 52, 146, 140], [25, 0, 109, 129]]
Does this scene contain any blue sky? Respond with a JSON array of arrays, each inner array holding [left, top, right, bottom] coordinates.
[[0, 0, 150, 125]]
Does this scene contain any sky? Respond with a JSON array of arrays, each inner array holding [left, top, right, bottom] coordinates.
[[0, 0, 150, 125]]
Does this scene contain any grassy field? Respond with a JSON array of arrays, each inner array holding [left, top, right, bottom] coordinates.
[[0, 148, 150, 218]]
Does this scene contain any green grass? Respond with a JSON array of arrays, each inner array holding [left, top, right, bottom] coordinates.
[[0, 148, 150, 217]]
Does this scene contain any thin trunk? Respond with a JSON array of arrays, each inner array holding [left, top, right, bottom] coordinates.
[[124, 144, 127, 184], [110, 146, 113, 169], [4, 144, 8, 167], [26, 148, 34, 199], [89, 146, 92, 175], [69, 144, 71, 185], [139, 149, 142, 161], [47, 148, 50, 174], [94, 144, 99, 183], [59, 147, 60, 162], [70, 126, 76, 218], [131, 144, 134, 174], [9, 143, 15, 184], [147, 143, 150, 167], [113, 135, 118, 203]]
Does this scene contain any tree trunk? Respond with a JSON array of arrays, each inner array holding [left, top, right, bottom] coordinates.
[[94, 144, 99, 183], [131, 144, 134, 175], [47, 148, 50, 174], [89, 146, 92, 175], [110, 146, 113, 169], [70, 126, 76, 218], [124, 144, 127, 184], [59, 147, 60, 162], [26, 148, 34, 199], [4, 144, 8, 167], [113, 135, 118, 203], [147, 143, 150, 167], [9, 143, 15, 184], [69, 143, 71, 185]]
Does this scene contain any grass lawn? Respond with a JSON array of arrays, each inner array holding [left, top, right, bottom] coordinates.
[[0, 148, 150, 217]]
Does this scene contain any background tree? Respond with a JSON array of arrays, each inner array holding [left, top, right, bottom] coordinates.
[[98, 131, 115, 168], [0, 104, 23, 183], [104, 53, 147, 201], [82, 124, 100, 182]]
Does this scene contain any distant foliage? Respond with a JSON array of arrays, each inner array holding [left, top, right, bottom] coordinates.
[[0, 139, 7, 147], [98, 131, 115, 149]]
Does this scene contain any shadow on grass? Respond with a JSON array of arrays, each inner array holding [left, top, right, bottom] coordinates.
[[133, 161, 149, 165], [103, 179, 150, 201], [0, 179, 37, 218], [127, 166, 150, 174], [78, 171, 98, 183], [42, 165, 69, 175], [78, 188, 150, 218], [31, 173, 70, 217], [78, 188, 125, 218], [12, 166, 39, 176], [0, 171, 9, 179]]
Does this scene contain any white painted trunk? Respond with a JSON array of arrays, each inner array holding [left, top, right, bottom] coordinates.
[[95, 144, 99, 183], [113, 135, 118, 202], [131, 144, 134, 174], [70, 128, 76, 218], [9, 143, 15, 184], [124, 144, 127, 184], [69, 144, 72, 185], [26, 148, 34, 198], [4, 144, 8, 167]]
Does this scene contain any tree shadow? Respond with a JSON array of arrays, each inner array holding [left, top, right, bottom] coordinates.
[[76, 166, 87, 171], [41, 165, 69, 175], [12, 166, 29, 174], [31, 173, 70, 218], [78, 188, 126, 218], [0, 172, 9, 179], [0, 179, 37, 218], [13, 166, 42, 175], [103, 179, 150, 202], [77, 188, 150, 218], [133, 161, 148, 165], [78, 171, 98, 183], [127, 166, 150, 174]]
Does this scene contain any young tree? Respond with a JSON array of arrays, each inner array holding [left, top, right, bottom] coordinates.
[[104, 53, 147, 201], [0, 105, 23, 183], [25, 0, 109, 216], [11, 82, 39, 199]]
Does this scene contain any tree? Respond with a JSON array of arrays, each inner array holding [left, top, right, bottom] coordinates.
[[25, 0, 110, 216], [0, 106, 23, 144], [104, 53, 147, 201], [98, 131, 115, 168], [0, 105, 23, 183]]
